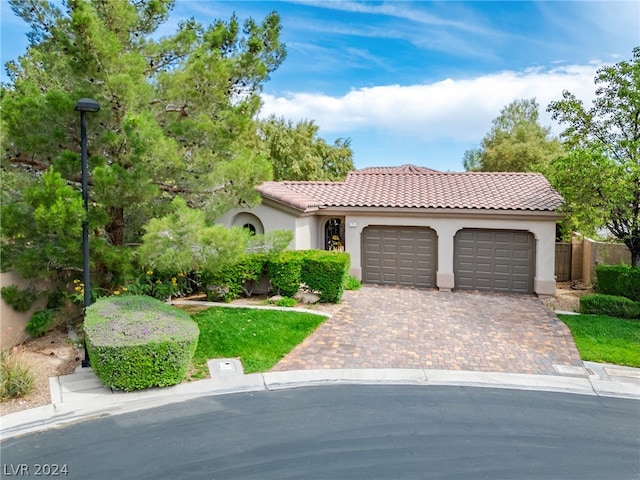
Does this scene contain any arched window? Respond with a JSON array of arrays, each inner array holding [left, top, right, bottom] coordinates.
[[325, 218, 344, 251], [232, 212, 264, 235]]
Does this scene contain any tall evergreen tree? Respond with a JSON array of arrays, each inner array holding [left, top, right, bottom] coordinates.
[[1, 0, 286, 283]]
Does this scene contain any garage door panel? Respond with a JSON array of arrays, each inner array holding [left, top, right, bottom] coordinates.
[[363, 226, 436, 288], [382, 258, 398, 268], [459, 231, 474, 241], [366, 243, 381, 254], [476, 263, 492, 273], [495, 232, 514, 243], [367, 228, 382, 238], [512, 249, 531, 260], [398, 259, 416, 269], [459, 247, 474, 257], [416, 246, 433, 256], [383, 244, 397, 254], [494, 264, 510, 274], [511, 280, 529, 290], [512, 233, 531, 243], [512, 265, 529, 275], [454, 229, 534, 294]]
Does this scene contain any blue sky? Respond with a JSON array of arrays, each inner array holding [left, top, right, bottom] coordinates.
[[1, 1, 639, 171]]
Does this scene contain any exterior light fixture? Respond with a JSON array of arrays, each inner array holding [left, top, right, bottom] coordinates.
[[75, 98, 100, 367]]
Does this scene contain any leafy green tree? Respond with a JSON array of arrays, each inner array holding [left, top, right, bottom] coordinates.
[[259, 116, 354, 181], [137, 197, 250, 275], [463, 98, 564, 172], [1, 0, 285, 284], [547, 47, 640, 266]]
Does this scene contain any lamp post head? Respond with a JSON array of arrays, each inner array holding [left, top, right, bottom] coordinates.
[[75, 98, 100, 112]]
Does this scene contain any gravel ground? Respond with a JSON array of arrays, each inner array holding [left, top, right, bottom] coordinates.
[[0, 329, 82, 416]]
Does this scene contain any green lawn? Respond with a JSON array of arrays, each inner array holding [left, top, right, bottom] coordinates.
[[558, 314, 640, 367], [190, 307, 326, 376]]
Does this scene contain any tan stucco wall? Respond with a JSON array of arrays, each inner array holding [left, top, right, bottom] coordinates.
[[0, 271, 53, 349], [341, 213, 557, 296], [295, 216, 320, 250], [582, 239, 632, 285], [219, 204, 324, 251], [219, 205, 559, 296], [218, 204, 299, 249]]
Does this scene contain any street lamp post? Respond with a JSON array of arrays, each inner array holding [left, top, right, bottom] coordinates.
[[75, 98, 100, 368]]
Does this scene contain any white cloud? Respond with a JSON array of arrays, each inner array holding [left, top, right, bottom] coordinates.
[[287, 0, 496, 35], [260, 63, 601, 142]]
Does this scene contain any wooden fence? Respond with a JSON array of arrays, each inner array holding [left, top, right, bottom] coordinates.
[[555, 238, 631, 284], [554, 243, 572, 282]]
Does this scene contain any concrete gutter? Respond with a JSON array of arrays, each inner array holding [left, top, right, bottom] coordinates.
[[2, 362, 638, 440]]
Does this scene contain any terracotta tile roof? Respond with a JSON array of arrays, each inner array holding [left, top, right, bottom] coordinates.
[[355, 164, 440, 174], [257, 165, 564, 212]]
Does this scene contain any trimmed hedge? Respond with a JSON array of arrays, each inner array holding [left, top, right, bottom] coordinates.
[[595, 265, 640, 302], [205, 250, 352, 303], [267, 251, 306, 297], [580, 293, 640, 319], [85, 295, 199, 391], [302, 251, 350, 303], [205, 253, 267, 302]]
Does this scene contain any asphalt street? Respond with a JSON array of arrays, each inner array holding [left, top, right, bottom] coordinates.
[[2, 385, 639, 480]]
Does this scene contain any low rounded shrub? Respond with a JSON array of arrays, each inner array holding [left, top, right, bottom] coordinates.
[[580, 293, 640, 319], [26, 309, 56, 337], [343, 275, 362, 291], [275, 296, 297, 307], [85, 295, 199, 391]]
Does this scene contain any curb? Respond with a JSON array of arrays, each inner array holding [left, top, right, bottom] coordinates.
[[2, 366, 638, 440], [171, 300, 333, 317]]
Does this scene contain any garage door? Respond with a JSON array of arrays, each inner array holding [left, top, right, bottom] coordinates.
[[362, 226, 436, 288], [454, 229, 535, 294]]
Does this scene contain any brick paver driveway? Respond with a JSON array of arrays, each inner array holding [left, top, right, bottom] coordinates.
[[273, 285, 584, 375]]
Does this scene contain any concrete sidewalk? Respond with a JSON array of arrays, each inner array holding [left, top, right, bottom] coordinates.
[[2, 360, 638, 440]]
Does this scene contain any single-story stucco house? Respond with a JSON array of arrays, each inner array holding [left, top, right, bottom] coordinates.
[[218, 165, 564, 296]]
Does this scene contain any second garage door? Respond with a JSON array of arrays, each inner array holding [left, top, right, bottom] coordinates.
[[362, 226, 436, 288], [454, 229, 535, 294]]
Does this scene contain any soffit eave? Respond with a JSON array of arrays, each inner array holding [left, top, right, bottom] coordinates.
[[311, 206, 566, 221], [259, 196, 321, 216]]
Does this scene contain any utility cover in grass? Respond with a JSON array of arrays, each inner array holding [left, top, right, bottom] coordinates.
[[85, 295, 199, 391]]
